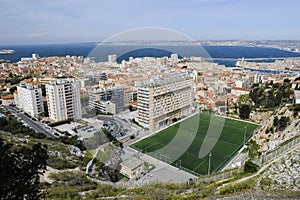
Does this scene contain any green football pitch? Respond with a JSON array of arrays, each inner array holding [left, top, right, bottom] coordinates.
[[130, 113, 258, 176]]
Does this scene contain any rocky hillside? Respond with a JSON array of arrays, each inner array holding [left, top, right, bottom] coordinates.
[[251, 106, 300, 153], [259, 146, 300, 191]]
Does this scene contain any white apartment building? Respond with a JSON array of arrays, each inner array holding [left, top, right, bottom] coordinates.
[[46, 78, 82, 122], [170, 53, 178, 64], [14, 81, 44, 118], [138, 75, 194, 131], [235, 79, 251, 88], [108, 54, 117, 63], [294, 90, 300, 104], [156, 57, 168, 66], [231, 87, 250, 96]]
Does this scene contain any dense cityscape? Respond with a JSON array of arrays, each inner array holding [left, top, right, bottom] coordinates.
[[1, 0, 300, 199], [1, 45, 300, 198]]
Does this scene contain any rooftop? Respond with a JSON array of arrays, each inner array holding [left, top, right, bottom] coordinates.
[[140, 75, 192, 88], [121, 157, 144, 170], [1, 95, 14, 100], [232, 87, 251, 91]]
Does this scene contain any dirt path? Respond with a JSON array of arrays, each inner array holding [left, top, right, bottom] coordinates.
[[217, 142, 300, 191]]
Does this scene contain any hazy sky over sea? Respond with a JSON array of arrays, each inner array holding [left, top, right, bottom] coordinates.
[[0, 0, 299, 44]]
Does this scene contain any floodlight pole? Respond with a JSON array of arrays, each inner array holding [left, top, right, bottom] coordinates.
[[179, 160, 181, 169], [208, 152, 212, 175], [244, 126, 247, 145]]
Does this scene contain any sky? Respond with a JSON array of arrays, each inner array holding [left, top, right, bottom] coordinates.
[[0, 0, 300, 44]]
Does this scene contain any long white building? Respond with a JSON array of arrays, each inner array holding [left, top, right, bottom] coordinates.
[[14, 81, 44, 118], [46, 78, 82, 121], [137, 75, 194, 131]]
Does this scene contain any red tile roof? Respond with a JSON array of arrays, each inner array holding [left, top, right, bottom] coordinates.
[[1, 95, 14, 100]]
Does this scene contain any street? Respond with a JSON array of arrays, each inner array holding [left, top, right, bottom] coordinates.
[[5, 105, 57, 139]]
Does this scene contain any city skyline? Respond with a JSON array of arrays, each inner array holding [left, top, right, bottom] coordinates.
[[1, 0, 300, 44]]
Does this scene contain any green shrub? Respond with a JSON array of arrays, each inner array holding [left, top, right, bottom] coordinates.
[[244, 160, 259, 173], [48, 119, 71, 127]]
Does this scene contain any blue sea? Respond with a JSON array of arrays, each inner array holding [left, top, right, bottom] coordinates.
[[0, 43, 300, 67]]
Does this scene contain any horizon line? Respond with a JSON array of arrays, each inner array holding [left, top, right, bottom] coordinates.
[[1, 39, 300, 46]]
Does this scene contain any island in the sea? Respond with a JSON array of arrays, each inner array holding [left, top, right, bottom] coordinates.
[[0, 49, 15, 54]]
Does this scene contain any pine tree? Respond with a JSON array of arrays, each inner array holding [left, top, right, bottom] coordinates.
[[0, 138, 48, 200]]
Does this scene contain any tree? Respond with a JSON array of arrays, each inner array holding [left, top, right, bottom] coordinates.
[[59, 136, 86, 151], [266, 93, 276, 108], [0, 117, 9, 127], [251, 83, 259, 88], [250, 81, 292, 108], [128, 105, 136, 111], [275, 91, 283, 106], [244, 160, 259, 173], [130, 135, 135, 140], [0, 138, 48, 200], [9, 86, 17, 93], [284, 78, 291, 83], [80, 92, 89, 107], [279, 116, 289, 130], [250, 87, 261, 106], [238, 94, 249, 104], [239, 103, 252, 119], [293, 104, 300, 117], [273, 116, 278, 126]]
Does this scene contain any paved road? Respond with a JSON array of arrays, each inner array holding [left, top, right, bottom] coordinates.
[[96, 115, 123, 135], [6, 106, 57, 139], [95, 115, 136, 138], [222, 149, 248, 171]]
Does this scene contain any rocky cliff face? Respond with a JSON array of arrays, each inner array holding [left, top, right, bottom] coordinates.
[[251, 106, 300, 153], [259, 147, 300, 191]]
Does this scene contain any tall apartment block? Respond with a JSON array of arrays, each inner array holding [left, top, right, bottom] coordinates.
[[108, 54, 117, 63], [14, 81, 44, 118], [89, 84, 124, 114], [138, 75, 194, 131], [46, 78, 82, 122]]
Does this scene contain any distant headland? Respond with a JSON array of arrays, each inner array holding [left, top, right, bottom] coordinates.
[[0, 49, 15, 54]]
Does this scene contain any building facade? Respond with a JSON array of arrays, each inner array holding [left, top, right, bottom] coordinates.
[[89, 85, 124, 114], [108, 54, 117, 63], [120, 157, 144, 179], [231, 87, 250, 96], [1, 95, 15, 106], [46, 78, 82, 121], [14, 82, 44, 118], [138, 76, 194, 131]]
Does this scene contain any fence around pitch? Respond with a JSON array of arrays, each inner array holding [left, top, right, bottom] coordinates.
[[213, 131, 254, 173], [91, 135, 300, 188], [254, 135, 300, 165], [196, 167, 243, 184], [132, 131, 255, 178]]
